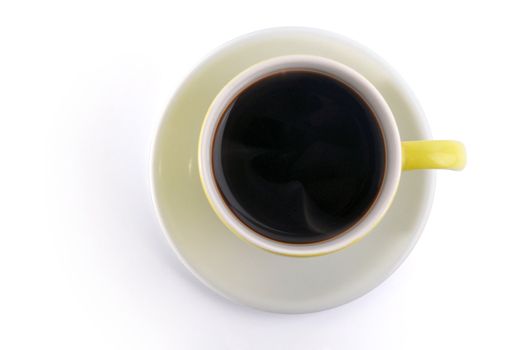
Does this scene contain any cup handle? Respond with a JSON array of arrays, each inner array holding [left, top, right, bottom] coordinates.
[[401, 140, 466, 171]]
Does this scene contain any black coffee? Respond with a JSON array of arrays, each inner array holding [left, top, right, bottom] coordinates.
[[212, 70, 385, 244]]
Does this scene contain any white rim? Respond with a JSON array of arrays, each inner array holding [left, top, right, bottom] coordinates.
[[199, 55, 402, 256]]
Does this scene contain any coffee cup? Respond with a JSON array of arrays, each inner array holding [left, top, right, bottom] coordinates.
[[198, 55, 465, 257]]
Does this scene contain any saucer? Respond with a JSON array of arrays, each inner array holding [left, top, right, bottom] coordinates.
[[152, 28, 435, 313]]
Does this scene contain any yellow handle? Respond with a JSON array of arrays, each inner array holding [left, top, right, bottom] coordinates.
[[402, 140, 466, 171]]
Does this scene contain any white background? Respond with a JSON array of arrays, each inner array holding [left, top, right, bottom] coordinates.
[[1, 1, 522, 349]]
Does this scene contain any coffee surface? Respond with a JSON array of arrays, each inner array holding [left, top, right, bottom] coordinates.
[[212, 70, 385, 244]]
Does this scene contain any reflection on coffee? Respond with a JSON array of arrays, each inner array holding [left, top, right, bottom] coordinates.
[[212, 70, 385, 244]]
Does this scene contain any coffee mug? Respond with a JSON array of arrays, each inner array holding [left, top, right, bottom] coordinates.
[[198, 55, 466, 257]]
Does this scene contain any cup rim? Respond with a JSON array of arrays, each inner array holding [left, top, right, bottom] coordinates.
[[198, 55, 402, 257]]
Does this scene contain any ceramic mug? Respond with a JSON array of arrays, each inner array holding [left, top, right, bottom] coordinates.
[[198, 55, 465, 257]]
